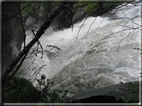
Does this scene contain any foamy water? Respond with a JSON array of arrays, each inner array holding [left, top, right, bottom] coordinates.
[[19, 1, 141, 96]]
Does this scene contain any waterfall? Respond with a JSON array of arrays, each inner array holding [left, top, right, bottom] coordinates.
[[20, 1, 141, 97]]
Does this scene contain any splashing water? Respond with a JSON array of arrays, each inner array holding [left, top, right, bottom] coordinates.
[[20, 1, 141, 96]]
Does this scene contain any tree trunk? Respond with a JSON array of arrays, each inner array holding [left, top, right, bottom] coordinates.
[[2, 3, 65, 83]]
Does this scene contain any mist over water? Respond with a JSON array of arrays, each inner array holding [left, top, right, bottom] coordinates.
[[20, 1, 141, 96]]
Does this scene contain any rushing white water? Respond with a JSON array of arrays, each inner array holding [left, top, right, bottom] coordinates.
[[20, 1, 141, 97]]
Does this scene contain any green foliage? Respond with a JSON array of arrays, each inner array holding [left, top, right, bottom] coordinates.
[[73, 2, 99, 15], [84, 3, 98, 14], [107, 2, 122, 9], [21, 2, 34, 16], [118, 83, 139, 102], [36, 74, 69, 103], [3, 77, 40, 103], [52, 2, 62, 6], [21, 2, 45, 18], [73, 1, 123, 15], [3, 74, 69, 103], [108, 82, 139, 103], [73, 2, 88, 8]]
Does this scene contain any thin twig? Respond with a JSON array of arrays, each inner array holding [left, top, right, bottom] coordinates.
[[31, 29, 44, 59], [3, 3, 65, 82], [121, 10, 140, 27], [91, 27, 139, 49], [3, 2, 32, 22], [19, 3, 26, 48], [84, 17, 97, 37], [117, 30, 135, 50], [75, 17, 88, 41]]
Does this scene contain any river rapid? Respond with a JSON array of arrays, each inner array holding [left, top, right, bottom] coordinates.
[[20, 1, 141, 97]]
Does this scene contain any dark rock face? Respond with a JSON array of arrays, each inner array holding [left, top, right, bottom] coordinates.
[[51, 2, 123, 30], [71, 81, 140, 103], [72, 95, 125, 103], [23, 2, 124, 31], [2, 2, 24, 71]]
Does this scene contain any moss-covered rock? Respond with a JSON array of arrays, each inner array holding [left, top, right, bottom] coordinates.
[[3, 77, 40, 103]]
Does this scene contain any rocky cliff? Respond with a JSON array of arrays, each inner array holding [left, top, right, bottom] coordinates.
[[2, 2, 25, 72]]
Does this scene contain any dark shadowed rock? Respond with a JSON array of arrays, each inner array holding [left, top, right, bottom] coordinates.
[[2, 2, 24, 71], [71, 81, 140, 103]]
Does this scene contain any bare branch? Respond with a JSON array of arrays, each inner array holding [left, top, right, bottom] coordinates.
[[3, 3, 65, 83], [117, 30, 135, 50], [91, 27, 139, 50], [32, 29, 44, 59], [121, 10, 140, 27], [75, 17, 88, 41], [19, 3, 26, 48], [3, 2, 32, 22], [84, 17, 97, 36]]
